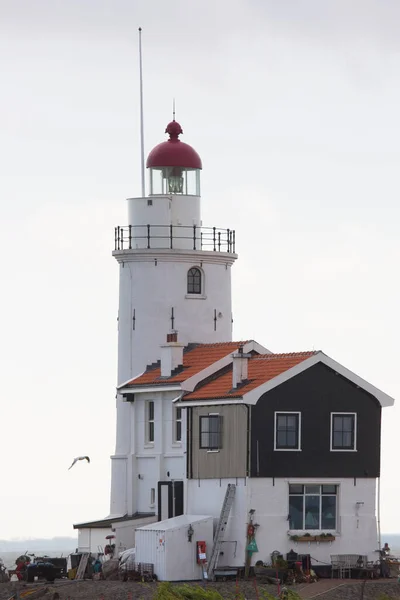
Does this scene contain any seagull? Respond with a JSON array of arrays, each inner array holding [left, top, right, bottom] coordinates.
[[68, 456, 90, 470]]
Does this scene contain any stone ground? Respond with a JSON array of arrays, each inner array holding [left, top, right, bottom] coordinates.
[[0, 579, 400, 600]]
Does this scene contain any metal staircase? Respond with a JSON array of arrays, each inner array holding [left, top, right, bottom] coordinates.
[[207, 483, 236, 581]]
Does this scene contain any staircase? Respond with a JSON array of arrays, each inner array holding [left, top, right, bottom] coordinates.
[[75, 553, 90, 580], [207, 483, 236, 581]]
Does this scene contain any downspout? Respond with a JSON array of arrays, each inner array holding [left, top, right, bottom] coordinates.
[[377, 476, 381, 551]]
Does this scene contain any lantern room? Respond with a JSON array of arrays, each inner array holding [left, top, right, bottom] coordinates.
[[146, 120, 202, 196]]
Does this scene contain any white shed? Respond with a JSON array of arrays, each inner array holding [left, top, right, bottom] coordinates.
[[135, 514, 214, 581]]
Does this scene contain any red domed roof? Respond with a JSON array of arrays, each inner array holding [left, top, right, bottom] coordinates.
[[146, 120, 202, 169]]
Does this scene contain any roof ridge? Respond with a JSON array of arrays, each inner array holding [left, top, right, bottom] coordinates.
[[191, 340, 251, 348], [252, 351, 317, 359]]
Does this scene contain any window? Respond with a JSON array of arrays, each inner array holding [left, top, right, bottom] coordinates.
[[187, 267, 202, 294], [200, 415, 223, 450], [289, 484, 337, 530], [274, 412, 301, 450], [174, 407, 182, 443], [150, 488, 155, 506], [331, 413, 356, 451], [146, 401, 155, 443]]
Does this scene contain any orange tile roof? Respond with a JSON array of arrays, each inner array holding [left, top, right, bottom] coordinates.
[[124, 341, 252, 387], [183, 352, 317, 400]]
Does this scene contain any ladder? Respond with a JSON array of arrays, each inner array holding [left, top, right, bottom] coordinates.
[[207, 483, 236, 581], [75, 552, 90, 580]]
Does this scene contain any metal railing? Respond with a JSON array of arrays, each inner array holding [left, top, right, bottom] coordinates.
[[114, 225, 236, 253]]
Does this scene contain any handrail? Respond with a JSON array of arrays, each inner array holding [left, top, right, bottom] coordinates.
[[114, 224, 236, 253]]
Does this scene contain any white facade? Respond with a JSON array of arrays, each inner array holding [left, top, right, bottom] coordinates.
[[110, 389, 186, 518], [135, 515, 214, 581], [77, 527, 110, 554], [110, 134, 237, 518], [186, 477, 379, 567]]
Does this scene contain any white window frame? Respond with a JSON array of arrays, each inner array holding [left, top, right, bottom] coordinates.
[[288, 483, 339, 532], [173, 406, 183, 445], [274, 411, 302, 451], [330, 412, 357, 452], [185, 266, 206, 299], [145, 400, 155, 446], [200, 412, 222, 453]]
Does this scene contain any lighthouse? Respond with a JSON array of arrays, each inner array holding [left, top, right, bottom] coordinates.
[[109, 119, 238, 517]]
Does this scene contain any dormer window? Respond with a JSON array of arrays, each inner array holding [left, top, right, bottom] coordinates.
[[187, 267, 202, 294]]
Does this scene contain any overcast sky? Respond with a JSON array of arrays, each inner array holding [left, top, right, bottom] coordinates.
[[1, 0, 399, 540]]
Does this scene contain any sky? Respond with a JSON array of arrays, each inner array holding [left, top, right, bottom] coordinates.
[[0, 0, 399, 539]]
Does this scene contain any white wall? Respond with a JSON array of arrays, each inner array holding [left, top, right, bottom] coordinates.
[[187, 477, 379, 567], [111, 390, 186, 521], [135, 516, 214, 581], [113, 516, 157, 553], [115, 250, 235, 384], [77, 527, 111, 553], [187, 478, 248, 567]]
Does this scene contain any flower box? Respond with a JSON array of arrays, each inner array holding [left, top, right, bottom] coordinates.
[[289, 535, 336, 543]]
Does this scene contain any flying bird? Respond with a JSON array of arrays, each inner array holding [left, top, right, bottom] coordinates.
[[68, 456, 90, 470]]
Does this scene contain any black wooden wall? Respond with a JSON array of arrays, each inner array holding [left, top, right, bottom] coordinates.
[[250, 363, 381, 478]]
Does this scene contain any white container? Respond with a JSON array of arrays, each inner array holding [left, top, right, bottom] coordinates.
[[135, 514, 213, 581]]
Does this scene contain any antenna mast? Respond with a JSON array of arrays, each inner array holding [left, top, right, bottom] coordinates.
[[138, 27, 145, 197]]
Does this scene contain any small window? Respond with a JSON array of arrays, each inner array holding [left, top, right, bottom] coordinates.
[[200, 415, 223, 450], [146, 401, 155, 443], [174, 407, 182, 443], [331, 413, 356, 451], [150, 488, 155, 505], [275, 412, 301, 450], [187, 267, 202, 294]]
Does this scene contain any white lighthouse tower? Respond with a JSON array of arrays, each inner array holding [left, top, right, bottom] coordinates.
[[109, 119, 238, 517]]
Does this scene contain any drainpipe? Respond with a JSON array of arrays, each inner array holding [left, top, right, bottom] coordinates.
[[377, 476, 382, 551]]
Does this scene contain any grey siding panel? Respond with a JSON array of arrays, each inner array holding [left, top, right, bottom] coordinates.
[[191, 405, 248, 479]]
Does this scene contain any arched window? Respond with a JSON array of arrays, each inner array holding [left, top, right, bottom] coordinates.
[[187, 267, 202, 294]]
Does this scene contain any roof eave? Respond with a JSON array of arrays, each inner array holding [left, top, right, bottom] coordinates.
[[242, 352, 395, 407]]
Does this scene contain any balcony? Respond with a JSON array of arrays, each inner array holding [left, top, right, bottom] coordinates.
[[114, 225, 236, 253]]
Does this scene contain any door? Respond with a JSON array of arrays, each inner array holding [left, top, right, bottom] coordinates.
[[158, 481, 184, 521]]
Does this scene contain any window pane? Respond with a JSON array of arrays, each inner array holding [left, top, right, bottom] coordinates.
[[305, 485, 320, 494], [333, 415, 343, 432], [304, 495, 320, 529], [277, 416, 286, 430], [209, 431, 220, 448], [289, 484, 303, 494], [176, 421, 182, 442], [321, 496, 336, 529], [286, 431, 297, 448], [200, 417, 209, 435], [342, 416, 354, 431], [176, 408, 182, 420], [201, 432, 209, 448], [209, 416, 220, 433], [333, 431, 343, 447], [149, 422, 154, 442], [286, 416, 297, 429], [149, 401, 154, 420], [322, 485, 337, 494], [342, 432, 353, 447], [289, 496, 303, 529], [277, 431, 287, 447]]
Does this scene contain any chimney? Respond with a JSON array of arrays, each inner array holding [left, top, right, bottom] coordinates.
[[161, 332, 185, 377], [232, 346, 251, 388]]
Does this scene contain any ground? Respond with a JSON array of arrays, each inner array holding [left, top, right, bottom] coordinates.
[[1, 579, 400, 600]]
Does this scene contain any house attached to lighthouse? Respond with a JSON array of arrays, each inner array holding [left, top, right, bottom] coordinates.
[[74, 118, 395, 573]]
